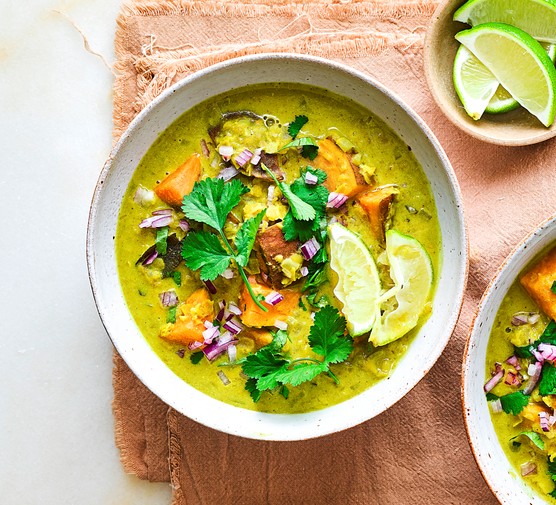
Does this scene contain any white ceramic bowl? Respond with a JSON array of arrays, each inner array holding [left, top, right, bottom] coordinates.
[[463, 215, 556, 503], [87, 53, 467, 441]]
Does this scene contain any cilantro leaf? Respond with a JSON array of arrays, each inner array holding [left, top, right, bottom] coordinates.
[[511, 431, 545, 450], [304, 262, 328, 292], [539, 362, 556, 395], [181, 230, 231, 280], [273, 362, 327, 386], [288, 115, 308, 139], [267, 329, 288, 352], [309, 305, 352, 364], [301, 144, 319, 160], [485, 392, 499, 402], [167, 306, 177, 324], [280, 385, 289, 399], [181, 178, 249, 230], [171, 271, 181, 287], [552, 281, 556, 294], [282, 210, 316, 242], [190, 351, 204, 364], [548, 457, 556, 481], [242, 347, 288, 388], [499, 391, 530, 415], [279, 137, 318, 152], [549, 488, 556, 499], [155, 226, 169, 255], [235, 210, 266, 267], [245, 377, 262, 402], [540, 320, 556, 345]]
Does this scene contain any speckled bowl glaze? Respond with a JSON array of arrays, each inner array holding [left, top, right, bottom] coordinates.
[[463, 215, 556, 503], [87, 53, 468, 441], [424, 0, 556, 146]]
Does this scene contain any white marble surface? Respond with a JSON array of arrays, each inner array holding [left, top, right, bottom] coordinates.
[[0, 1, 172, 502]]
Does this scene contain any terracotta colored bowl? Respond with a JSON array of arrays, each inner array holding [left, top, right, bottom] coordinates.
[[424, 0, 556, 146], [87, 53, 468, 441], [463, 215, 556, 503]]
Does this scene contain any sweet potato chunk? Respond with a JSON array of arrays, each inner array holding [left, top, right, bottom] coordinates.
[[312, 138, 367, 197], [160, 288, 214, 345], [520, 247, 556, 321], [244, 328, 273, 348], [256, 224, 299, 289], [521, 402, 550, 423], [357, 187, 397, 241], [155, 153, 201, 207], [239, 278, 300, 328]]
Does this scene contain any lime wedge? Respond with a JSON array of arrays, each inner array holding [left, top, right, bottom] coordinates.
[[454, 0, 556, 43], [328, 222, 381, 336], [370, 230, 433, 347], [453, 45, 499, 120], [455, 23, 556, 127]]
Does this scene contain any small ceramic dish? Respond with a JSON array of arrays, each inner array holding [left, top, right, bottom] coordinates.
[[424, 0, 556, 146], [463, 215, 556, 504], [87, 53, 468, 441]]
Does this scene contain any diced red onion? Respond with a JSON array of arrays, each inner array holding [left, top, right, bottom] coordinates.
[[133, 185, 155, 206], [512, 313, 530, 326], [179, 220, 190, 232], [223, 319, 243, 335], [202, 326, 220, 344], [203, 337, 238, 361], [152, 208, 173, 216], [218, 145, 234, 161], [327, 192, 348, 209], [225, 310, 234, 321], [217, 166, 239, 182], [300, 266, 309, 277], [489, 399, 503, 413], [217, 370, 231, 385], [251, 147, 263, 166], [204, 320, 214, 329], [200, 139, 210, 158], [235, 148, 253, 167], [203, 280, 217, 294], [142, 250, 158, 265], [188, 341, 203, 351], [305, 172, 318, 185], [540, 411, 550, 432], [550, 414, 556, 426], [221, 268, 234, 279], [539, 343, 556, 361], [521, 461, 537, 477], [524, 362, 543, 394], [227, 344, 237, 364], [531, 347, 545, 363], [267, 185, 275, 205], [300, 237, 320, 261], [218, 300, 226, 310], [159, 290, 178, 307], [139, 214, 173, 228], [505, 355, 519, 367], [484, 370, 504, 393], [265, 291, 284, 306], [529, 313, 541, 324], [274, 320, 288, 331], [216, 306, 226, 322], [228, 303, 242, 316], [504, 371, 522, 387]]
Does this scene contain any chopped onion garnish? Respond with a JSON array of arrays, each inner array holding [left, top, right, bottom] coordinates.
[[152, 208, 173, 216], [529, 313, 541, 324], [159, 290, 179, 307], [227, 344, 237, 364], [217, 370, 231, 386], [251, 147, 263, 166], [228, 303, 242, 316], [265, 291, 284, 306], [540, 411, 550, 432], [188, 341, 203, 351], [504, 371, 522, 387], [142, 250, 158, 266], [204, 320, 214, 329], [217, 166, 239, 182], [327, 192, 348, 209], [521, 461, 537, 477], [484, 370, 504, 393], [223, 319, 243, 335], [511, 313, 530, 326], [133, 185, 155, 206], [216, 306, 226, 322], [300, 237, 320, 261], [235, 148, 253, 167], [490, 399, 503, 413], [274, 320, 288, 331], [300, 266, 309, 277], [203, 337, 238, 361], [139, 214, 173, 229], [524, 362, 543, 394], [218, 145, 234, 161], [202, 326, 219, 344], [221, 268, 234, 279], [539, 342, 556, 361], [505, 355, 519, 367], [305, 172, 318, 185], [267, 185, 275, 205], [179, 220, 190, 232], [203, 280, 217, 294], [531, 347, 545, 363]]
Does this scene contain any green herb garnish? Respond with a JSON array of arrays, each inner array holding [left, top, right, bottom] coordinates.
[[548, 457, 556, 481], [190, 351, 204, 364], [511, 431, 545, 450], [167, 305, 177, 324], [181, 178, 267, 312], [241, 306, 352, 402], [551, 281, 556, 294], [514, 319, 556, 358], [499, 391, 530, 415], [171, 271, 182, 287], [155, 226, 169, 255], [539, 362, 556, 395], [287, 115, 308, 139], [279, 137, 319, 160]]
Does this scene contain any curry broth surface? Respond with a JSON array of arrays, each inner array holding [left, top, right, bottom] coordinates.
[[116, 83, 441, 414]]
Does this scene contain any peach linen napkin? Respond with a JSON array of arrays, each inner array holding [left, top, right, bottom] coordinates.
[[110, 1, 556, 503]]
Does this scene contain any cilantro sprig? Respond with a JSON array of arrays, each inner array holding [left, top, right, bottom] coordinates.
[[181, 178, 268, 312], [515, 320, 556, 358], [287, 115, 308, 139], [499, 391, 530, 415], [241, 306, 353, 401], [279, 137, 319, 160]]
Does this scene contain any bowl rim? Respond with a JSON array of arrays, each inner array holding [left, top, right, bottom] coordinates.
[[462, 213, 556, 503], [423, 0, 556, 147], [87, 52, 469, 440]]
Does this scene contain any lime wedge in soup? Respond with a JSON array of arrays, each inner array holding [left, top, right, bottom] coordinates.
[[328, 222, 381, 336], [454, 0, 556, 43], [370, 230, 433, 347], [455, 23, 556, 127]]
